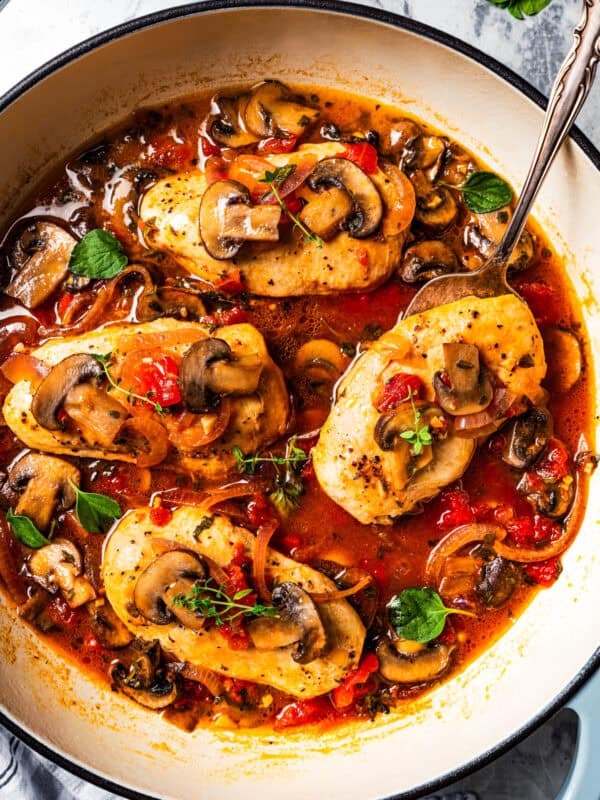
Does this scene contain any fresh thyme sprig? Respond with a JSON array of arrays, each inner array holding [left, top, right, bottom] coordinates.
[[172, 581, 279, 627], [399, 390, 433, 456], [233, 435, 307, 475], [92, 352, 164, 415], [259, 164, 323, 248]]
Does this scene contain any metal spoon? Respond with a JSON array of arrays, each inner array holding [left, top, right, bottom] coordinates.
[[403, 0, 600, 319]]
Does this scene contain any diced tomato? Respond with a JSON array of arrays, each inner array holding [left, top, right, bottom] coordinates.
[[473, 500, 514, 526], [205, 155, 229, 184], [357, 247, 369, 267], [200, 136, 221, 158], [524, 558, 562, 587], [47, 596, 82, 628], [83, 631, 104, 652], [340, 143, 378, 174], [506, 514, 562, 548], [534, 438, 570, 481], [248, 493, 275, 527], [57, 292, 76, 320], [218, 622, 250, 650], [146, 136, 193, 169], [132, 354, 181, 408], [279, 194, 303, 225], [436, 489, 475, 531], [377, 372, 423, 412], [230, 541, 252, 569], [513, 279, 561, 325], [278, 533, 302, 554], [150, 505, 173, 527], [357, 556, 387, 590], [173, 679, 211, 709], [215, 269, 247, 296], [258, 136, 298, 154], [332, 653, 379, 709], [274, 697, 333, 729]]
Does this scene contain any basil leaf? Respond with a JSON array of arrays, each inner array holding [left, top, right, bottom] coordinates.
[[388, 587, 461, 644], [6, 508, 49, 548], [487, 0, 553, 18], [73, 486, 122, 534], [456, 171, 513, 214], [68, 229, 128, 279]]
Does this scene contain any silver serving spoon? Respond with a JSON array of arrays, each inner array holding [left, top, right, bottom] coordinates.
[[403, 0, 600, 318]]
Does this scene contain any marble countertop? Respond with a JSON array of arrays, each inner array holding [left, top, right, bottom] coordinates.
[[0, 1, 591, 799]]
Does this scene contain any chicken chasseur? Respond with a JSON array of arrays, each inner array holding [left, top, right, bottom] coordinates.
[[0, 80, 592, 733]]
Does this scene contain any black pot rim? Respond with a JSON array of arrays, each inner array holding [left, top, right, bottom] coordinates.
[[0, 3, 599, 799]]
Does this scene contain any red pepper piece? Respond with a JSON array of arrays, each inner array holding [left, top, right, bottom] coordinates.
[[340, 142, 379, 174], [274, 696, 333, 730], [257, 136, 298, 154], [332, 652, 379, 709]]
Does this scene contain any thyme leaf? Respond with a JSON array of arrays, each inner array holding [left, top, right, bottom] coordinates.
[[259, 165, 323, 248]]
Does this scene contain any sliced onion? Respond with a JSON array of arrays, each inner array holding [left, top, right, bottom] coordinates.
[[1, 353, 49, 388], [494, 525, 576, 563], [260, 157, 317, 202], [309, 574, 372, 603], [253, 519, 278, 602], [156, 481, 268, 512], [453, 387, 515, 439], [165, 399, 232, 452], [150, 537, 182, 555], [181, 663, 224, 697], [426, 523, 506, 586], [118, 416, 170, 467], [0, 516, 27, 604]]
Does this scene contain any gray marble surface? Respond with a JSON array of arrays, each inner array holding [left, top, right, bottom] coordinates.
[[0, 1, 591, 799]]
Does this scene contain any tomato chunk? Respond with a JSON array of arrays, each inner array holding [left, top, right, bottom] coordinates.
[[524, 558, 562, 587], [146, 136, 193, 169], [436, 489, 475, 531], [533, 438, 570, 481], [150, 505, 173, 527], [506, 514, 562, 548], [200, 136, 221, 158], [258, 136, 298, 154], [274, 697, 333, 729], [377, 373, 423, 412], [215, 269, 247, 296], [341, 143, 378, 174], [47, 596, 82, 628], [248, 493, 275, 527], [133, 354, 182, 408], [332, 653, 379, 709]]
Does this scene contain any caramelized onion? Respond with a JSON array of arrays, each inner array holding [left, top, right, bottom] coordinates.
[[155, 481, 268, 511], [494, 525, 576, 563], [1, 353, 49, 388], [181, 663, 224, 697], [309, 574, 372, 603], [426, 523, 506, 586], [118, 416, 170, 467], [166, 399, 232, 452], [261, 157, 317, 202], [453, 387, 515, 439], [253, 519, 278, 602]]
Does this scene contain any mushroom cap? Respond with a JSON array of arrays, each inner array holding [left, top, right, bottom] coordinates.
[[178, 337, 233, 414], [243, 80, 320, 138], [110, 639, 180, 709], [31, 353, 103, 431], [502, 406, 553, 470], [432, 343, 493, 417], [376, 637, 454, 684], [400, 240, 460, 284], [271, 581, 328, 664], [133, 550, 207, 626], [199, 179, 251, 261], [307, 157, 383, 239], [8, 452, 81, 532]]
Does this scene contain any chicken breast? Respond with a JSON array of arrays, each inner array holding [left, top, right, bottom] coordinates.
[[313, 294, 547, 524], [103, 507, 366, 698], [139, 143, 415, 296], [3, 318, 289, 480]]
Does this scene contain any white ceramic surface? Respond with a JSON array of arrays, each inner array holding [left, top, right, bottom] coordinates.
[[0, 6, 598, 800]]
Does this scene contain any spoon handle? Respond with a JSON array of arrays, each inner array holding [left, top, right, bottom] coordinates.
[[491, 0, 600, 269]]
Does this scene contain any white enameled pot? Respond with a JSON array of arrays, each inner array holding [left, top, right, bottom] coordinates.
[[0, 4, 599, 799]]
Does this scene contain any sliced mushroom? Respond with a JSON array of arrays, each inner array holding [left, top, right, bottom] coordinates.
[[31, 354, 103, 431], [466, 209, 535, 272], [134, 550, 208, 630], [29, 538, 96, 608], [475, 556, 520, 608], [518, 473, 574, 519], [6, 222, 76, 309], [199, 179, 281, 260], [376, 637, 454, 684], [210, 94, 259, 148], [502, 407, 553, 470], [433, 343, 493, 416], [374, 401, 446, 467], [89, 600, 134, 648], [386, 118, 423, 156], [247, 581, 327, 664], [110, 640, 180, 709], [411, 171, 458, 231], [542, 327, 583, 393], [403, 135, 447, 171], [63, 383, 129, 448], [293, 339, 350, 390], [8, 453, 81, 532], [400, 240, 460, 283], [298, 186, 353, 241], [178, 338, 262, 414], [136, 286, 207, 322], [243, 80, 320, 138], [440, 145, 476, 187], [307, 158, 383, 239]]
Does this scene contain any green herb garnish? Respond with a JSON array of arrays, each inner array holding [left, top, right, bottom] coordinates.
[[69, 480, 122, 534], [92, 353, 164, 416], [388, 587, 476, 644], [233, 435, 307, 475], [172, 581, 279, 627], [68, 229, 128, 279], [447, 170, 513, 214], [6, 509, 49, 548], [259, 165, 322, 248], [486, 0, 553, 20], [398, 390, 433, 456]]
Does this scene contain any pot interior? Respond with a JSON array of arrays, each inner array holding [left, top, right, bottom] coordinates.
[[0, 7, 598, 800]]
